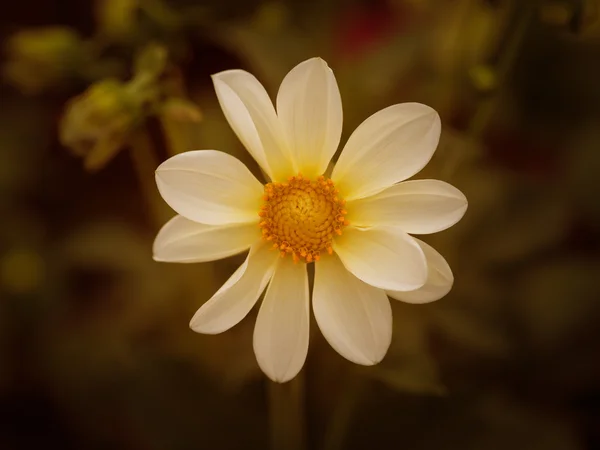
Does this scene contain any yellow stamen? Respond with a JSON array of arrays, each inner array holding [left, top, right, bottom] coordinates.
[[258, 174, 348, 263]]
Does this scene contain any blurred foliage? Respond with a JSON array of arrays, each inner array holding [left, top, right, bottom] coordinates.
[[59, 42, 201, 171], [2, 0, 600, 449], [3, 27, 85, 95]]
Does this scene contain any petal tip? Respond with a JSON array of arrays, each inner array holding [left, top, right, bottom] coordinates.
[[364, 356, 381, 366], [264, 368, 301, 384], [189, 304, 222, 334], [210, 74, 226, 89], [189, 315, 218, 335], [307, 56, 327, 64], [301, 56, 331, 73], [406, 102, 439, 114], [210, 69, 236, 81], [154, 164, 165, 176], [347, 346, 388, 366], [189, 312, 205, 332], [356, 354, 378, 366], [270, 375, 293, 384], [402, 103, 441, 127]]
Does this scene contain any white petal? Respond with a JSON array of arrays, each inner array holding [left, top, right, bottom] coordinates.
[[155, 150, 263, 225], [313, 254, 392, 365], [276, 57, 342, 178], [212, 70, 293, 181], [332, 103, 441, 201], [333, 226, 427, 291], [190, 239, 278, 334], [153, 215, 259, 263], [387, 238, 454, 304], [347, 179, 468, 234], [253, 258, 309, 383]]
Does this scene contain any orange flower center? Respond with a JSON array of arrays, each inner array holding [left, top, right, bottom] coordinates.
[[258, 174, 348, 263]]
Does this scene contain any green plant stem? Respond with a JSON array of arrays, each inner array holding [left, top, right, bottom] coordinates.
[[443, 0, 537, 179], [468, 0, 537, 139], [160, 117, 190, 157], [269, 375, 307, 450], [129, 130, 170, 228], [321, 369, 366, 450]]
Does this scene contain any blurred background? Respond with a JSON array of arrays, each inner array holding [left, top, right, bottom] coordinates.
[[1, 0, 600, 449]]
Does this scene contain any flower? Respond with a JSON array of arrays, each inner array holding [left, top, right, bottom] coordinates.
[[153, 57, 467, 383]]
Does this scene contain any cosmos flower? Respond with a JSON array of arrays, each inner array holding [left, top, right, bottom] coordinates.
[[153, 57, 467, 382]]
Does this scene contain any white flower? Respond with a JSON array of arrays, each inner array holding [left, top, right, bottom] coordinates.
[[153, 57, 467, 383]]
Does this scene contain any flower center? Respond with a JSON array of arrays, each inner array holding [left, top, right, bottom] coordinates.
[[258, 174, 348, 263]]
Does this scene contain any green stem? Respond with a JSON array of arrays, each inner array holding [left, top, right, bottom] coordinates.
[[269, 375, 307, 450], [468, 0, 537, 139], [160, 116, 190, 157], [321, 370, 366, 450], [129, 130, 170, 227], [443, 0, 537, 179]]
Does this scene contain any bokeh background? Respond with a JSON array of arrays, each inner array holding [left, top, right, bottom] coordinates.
[[2, 0, 600, 449]]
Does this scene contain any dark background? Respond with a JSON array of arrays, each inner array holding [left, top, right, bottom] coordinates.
[[1, 0, 600, 449]]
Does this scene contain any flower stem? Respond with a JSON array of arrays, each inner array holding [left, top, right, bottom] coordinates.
[[321, 370, 366, 450], [269, 374, 307, 450]]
